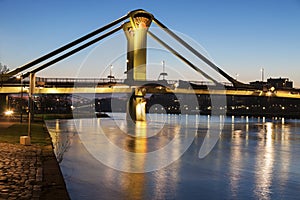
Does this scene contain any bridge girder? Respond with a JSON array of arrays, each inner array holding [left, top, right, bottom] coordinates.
[[1, 84, 300, 100]]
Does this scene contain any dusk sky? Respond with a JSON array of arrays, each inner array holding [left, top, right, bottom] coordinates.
[[1, 0, 299, 86]]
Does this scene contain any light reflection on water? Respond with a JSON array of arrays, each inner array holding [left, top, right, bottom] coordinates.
[[254, 122, 275, 200], [45, 114, 300, 200]]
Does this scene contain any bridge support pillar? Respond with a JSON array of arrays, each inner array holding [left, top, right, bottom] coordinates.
[[127, 88, 146, 122], [123, 10, 153, 83], [123, 10, 153, 122]]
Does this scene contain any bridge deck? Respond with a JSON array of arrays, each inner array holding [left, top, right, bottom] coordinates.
[[1, 85, 300, 99]]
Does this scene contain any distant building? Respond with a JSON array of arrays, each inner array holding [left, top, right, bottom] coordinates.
[[250, 77, 293, 90], [267, 77, 293, 89], [249, 81, 267, 90]]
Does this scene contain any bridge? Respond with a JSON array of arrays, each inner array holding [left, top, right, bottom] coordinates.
[[1, 76, 300, 98], [1, 9, 300, 121]]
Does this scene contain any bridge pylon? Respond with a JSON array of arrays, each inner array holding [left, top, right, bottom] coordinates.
[[123, 10, 153, 121], [123, 9, 153, 81]]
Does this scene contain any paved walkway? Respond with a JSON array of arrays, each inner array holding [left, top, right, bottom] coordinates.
[[0, 143, 42, 199], [0, 119, 70, 200]]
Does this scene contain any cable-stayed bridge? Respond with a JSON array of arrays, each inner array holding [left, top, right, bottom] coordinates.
[[1, 9, 299, 119]]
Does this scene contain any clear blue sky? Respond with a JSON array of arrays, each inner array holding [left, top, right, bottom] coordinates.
[[1, 0, 300, 86]]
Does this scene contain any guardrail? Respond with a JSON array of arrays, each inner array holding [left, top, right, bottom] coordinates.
[[2, 76, 233, 88]]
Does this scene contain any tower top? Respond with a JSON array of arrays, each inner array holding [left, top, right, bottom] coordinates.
[[128, 9, 154, 29]]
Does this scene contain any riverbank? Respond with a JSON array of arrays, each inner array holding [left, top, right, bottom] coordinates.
[[0, 118, 70, 199]]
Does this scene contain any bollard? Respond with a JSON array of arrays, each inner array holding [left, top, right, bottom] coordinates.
[[20, 136, 31, 145]]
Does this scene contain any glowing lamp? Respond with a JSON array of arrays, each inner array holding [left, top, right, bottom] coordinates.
[[4, 110, 13, 116]]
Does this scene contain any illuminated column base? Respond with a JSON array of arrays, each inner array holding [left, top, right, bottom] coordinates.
[[135, 97, 146, 121], [127, 89, 146, 122]]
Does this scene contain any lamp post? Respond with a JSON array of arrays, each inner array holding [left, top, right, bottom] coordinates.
[[28, 73, 35, 140], [19, 73, 33, 146], [16, 74, 23, 123]]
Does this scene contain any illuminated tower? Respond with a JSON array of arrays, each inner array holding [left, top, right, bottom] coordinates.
[[123, 10, 153, 121], [123, 9, 153, 81]]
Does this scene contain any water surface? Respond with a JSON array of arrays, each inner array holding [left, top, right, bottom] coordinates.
[[45, 114, 300, 200]]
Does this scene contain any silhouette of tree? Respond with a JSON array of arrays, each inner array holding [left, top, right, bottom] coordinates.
[[0, 62, 9, 74]]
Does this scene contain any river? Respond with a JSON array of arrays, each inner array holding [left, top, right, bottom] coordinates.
[[45, 114, 300, 200]]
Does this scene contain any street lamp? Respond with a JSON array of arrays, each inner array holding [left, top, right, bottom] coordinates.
[[16, 74, 23, 123]]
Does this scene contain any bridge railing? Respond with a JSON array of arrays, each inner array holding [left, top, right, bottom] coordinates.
[[3, 76, 233, 88], [189, 81, 233, 87], [35, 77, 125, 87]]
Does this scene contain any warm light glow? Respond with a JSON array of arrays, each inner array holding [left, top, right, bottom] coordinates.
[[133, 16, 152, 28], [255, 122, 274, 199], [135, 121, 147, 138], [136, 101, 146, 121], [4, 110, 13, 116], [270, 87, 275, 92], [267, 91, 272, 96], [174, 82, 179, 88], [229, 121, 243, 197]]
